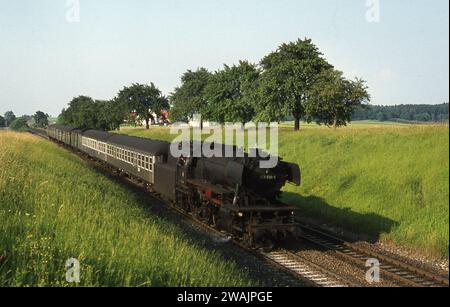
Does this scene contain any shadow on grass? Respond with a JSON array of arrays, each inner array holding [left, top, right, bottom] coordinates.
[[283, 192, 400, 243]]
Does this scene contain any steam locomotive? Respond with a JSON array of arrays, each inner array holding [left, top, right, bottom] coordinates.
[[47, 125, 301, 247]]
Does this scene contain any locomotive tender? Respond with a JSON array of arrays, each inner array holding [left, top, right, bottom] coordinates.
[[47, 124, 301, 246]]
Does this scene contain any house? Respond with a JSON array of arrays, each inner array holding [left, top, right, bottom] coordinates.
[[129, 109, 170, 127]]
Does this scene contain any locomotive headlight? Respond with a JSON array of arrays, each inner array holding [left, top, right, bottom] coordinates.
[[291, 211, 295, 216], [238, 212, 244, 218]]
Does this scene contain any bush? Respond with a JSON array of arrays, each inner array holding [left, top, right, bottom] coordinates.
[[10, 118, 29, 131]]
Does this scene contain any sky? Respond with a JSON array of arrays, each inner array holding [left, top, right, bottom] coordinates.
[[0, 0, 449, 117]]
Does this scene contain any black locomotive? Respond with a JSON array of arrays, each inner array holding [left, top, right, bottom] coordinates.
[[47, 125, 301, 247]]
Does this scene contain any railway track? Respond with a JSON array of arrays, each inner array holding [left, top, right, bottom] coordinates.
[[262, 249, 356, 287], [28, 129, 449, 288], [296, 223, 449, 287], [166, 202, 357, 287]]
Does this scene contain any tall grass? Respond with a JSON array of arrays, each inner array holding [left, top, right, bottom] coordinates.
[[0, 132, 254, 287], [280, 125, 449, 259], [118, 123, 449, 259]]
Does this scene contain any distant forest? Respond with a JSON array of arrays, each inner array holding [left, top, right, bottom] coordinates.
[[352, 103, 449, 123]]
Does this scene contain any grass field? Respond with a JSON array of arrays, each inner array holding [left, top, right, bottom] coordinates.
[[0, 132, 254, 287], [118, 122, 449, 259]]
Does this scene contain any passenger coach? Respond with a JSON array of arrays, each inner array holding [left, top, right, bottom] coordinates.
[[48, 124, 171, 188], [106, 134, 169, 185]]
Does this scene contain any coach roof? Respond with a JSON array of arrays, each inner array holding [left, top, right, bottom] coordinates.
[[108, 134, 170, 156], [49, 124, 76, 132], [72, 128, 86, 134], [83, 130, 114, 142]]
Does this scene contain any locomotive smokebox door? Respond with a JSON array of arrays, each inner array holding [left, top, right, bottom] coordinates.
[[226, 161, 244, 185]]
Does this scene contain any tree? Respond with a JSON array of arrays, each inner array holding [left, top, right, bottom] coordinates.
[[305, 69, 370, 128], [10, 117, 29, 131], [107, 98, 129, 131], [256, 38, 333, 130], [203, 61, 260, 124], [33, 111, 49, 128], [376, 112, 387, 122], [169, 68, 211, 126], [4, 111, 16, 127], [117, 83, 169, 129], [95, 99, 127, 131], [58, 96, 98, 128], [414, 113, 431, 122], [59, 96, 128, 131], [0, 115, 5, 127]]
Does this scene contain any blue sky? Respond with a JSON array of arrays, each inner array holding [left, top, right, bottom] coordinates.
[[0, 0, 448, 116]]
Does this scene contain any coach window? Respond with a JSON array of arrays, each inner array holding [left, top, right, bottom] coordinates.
[[145, 157, 149, 170]]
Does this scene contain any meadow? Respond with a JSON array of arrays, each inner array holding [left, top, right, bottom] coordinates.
[[0, 132, 254, 286], [118, 122, 449, 259]]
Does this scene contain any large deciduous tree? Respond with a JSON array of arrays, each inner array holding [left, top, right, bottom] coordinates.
[[169, 68, 211, 126], [95, 99, 127, 131], [203, 61, 260, 124], [0, 115, 5, 127], [256, 38, 332, 130], [305, 69, 371, 128], [10, 117, 29, 131], [58, 96, 98, 128], [33, 111, 49, 128], [4, 111, 16, 127], [118, 83, 169, 129], [59, 96, 128, 131]]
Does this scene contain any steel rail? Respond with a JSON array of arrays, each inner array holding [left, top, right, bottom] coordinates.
[[297, 223, 449, 287]]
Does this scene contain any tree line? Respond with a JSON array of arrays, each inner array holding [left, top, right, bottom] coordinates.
[[58, 83, 169, 131], [170, 38, 370, 130], [57, 38, 370, 131], [0, 111, 49, 131], [352, 103, 449, 123], [5, 38, 448, 132]]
